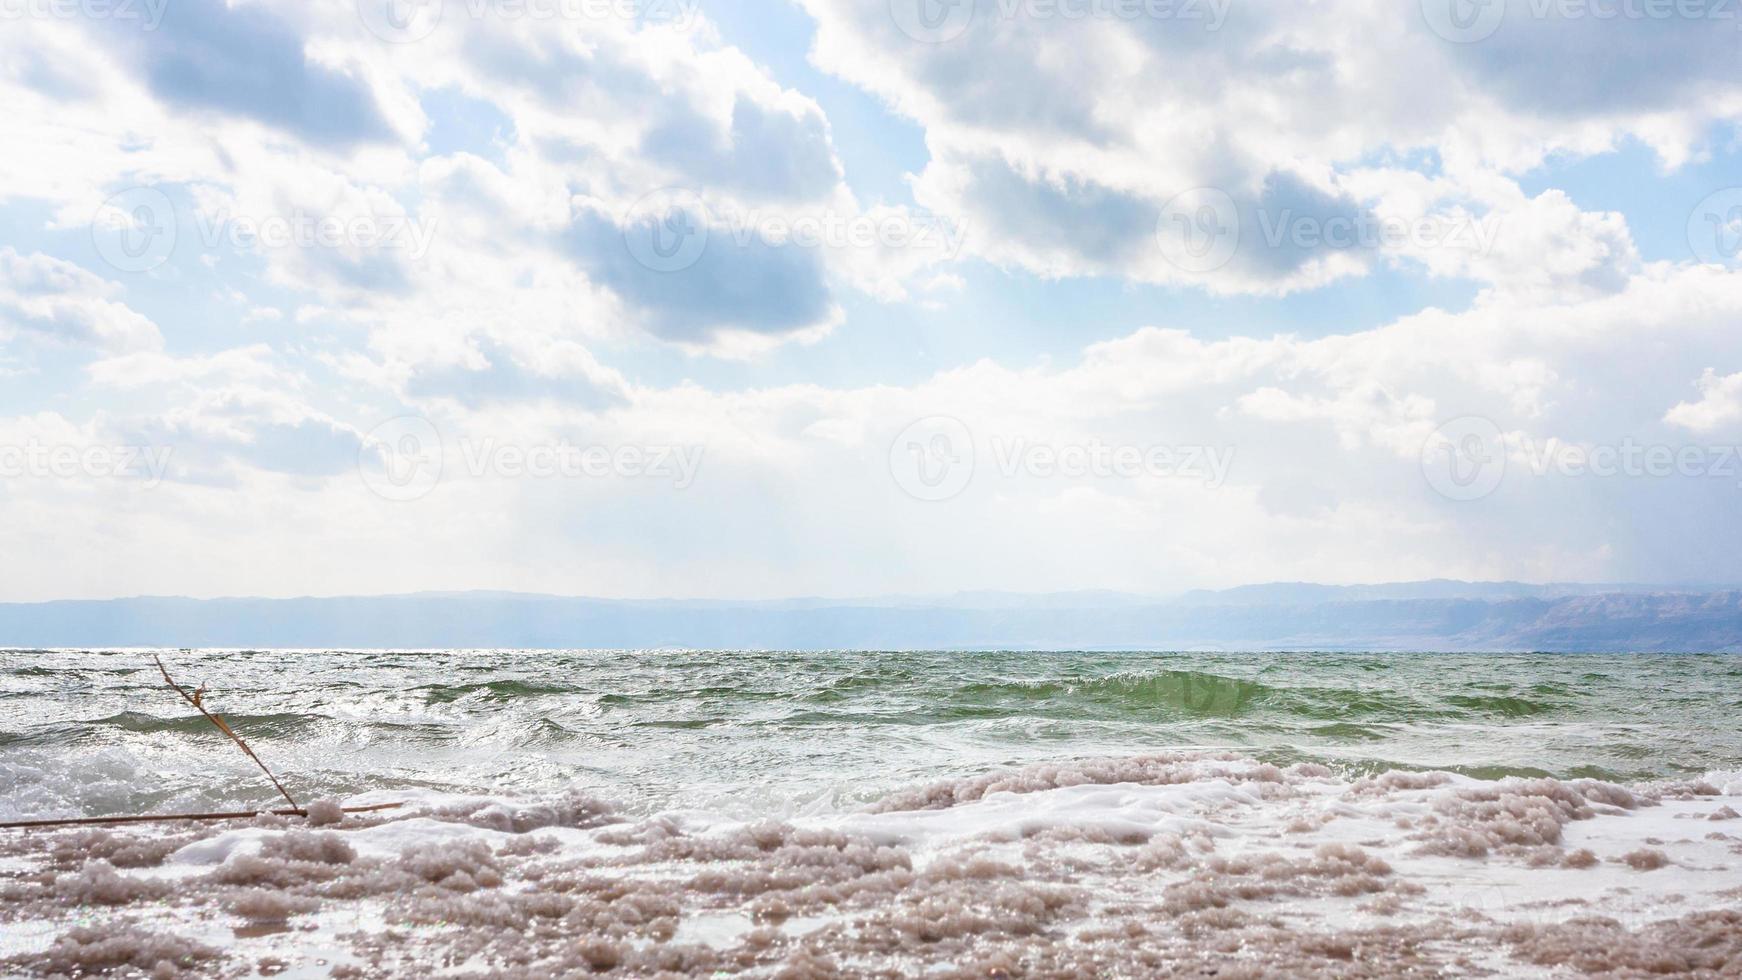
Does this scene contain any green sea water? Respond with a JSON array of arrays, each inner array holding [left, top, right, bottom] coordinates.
[[2, 650, 1739, 821]]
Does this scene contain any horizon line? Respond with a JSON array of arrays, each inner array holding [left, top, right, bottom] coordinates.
[[5, 579, 1741, 606]]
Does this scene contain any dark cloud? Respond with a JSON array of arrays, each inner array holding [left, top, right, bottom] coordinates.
[[1440, 1, 1742, 116], [641, 96, 840, 202], [955, 157, 1372, 283], [563, 206, 836, 344], [1239, 170, 1371, 277], [958, 158, 1161, 266], [99, 0, 390, 146]]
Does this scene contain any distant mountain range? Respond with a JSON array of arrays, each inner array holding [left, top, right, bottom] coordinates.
[[3, 582, 1740, 651]]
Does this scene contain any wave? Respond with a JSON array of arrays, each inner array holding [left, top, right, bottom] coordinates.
[[1441, 693, 1564, 717], [73, 711, 331, 739], [411, 680, 578, 704]]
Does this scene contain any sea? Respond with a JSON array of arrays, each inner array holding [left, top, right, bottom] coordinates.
[[1, 649, 1739, 977]]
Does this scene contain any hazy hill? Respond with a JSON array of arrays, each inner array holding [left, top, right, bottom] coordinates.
[[3, 583, 1739, 651]]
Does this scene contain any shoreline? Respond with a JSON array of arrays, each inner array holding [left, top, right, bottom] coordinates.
[[3, 752, 1739, 977]]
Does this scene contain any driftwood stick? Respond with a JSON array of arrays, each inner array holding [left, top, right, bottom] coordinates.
[[0, 803, 404, 831], [153, 652, 299, 811]]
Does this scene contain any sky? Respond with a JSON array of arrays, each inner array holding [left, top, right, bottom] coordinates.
[[1, 0, 1741, 601]]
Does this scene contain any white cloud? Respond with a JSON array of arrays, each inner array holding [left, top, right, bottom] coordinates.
[[799, 0, 1739, 293], [86, 345, 284, 390], [3, 2, 1741, 601], [1666, 369, 1742, 433], [0, 0, 938, 362], [0, 249, 162, 353], [4, 260, 1739, 599]]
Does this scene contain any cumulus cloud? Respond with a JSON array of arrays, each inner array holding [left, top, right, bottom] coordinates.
[[1666, 370, 1742, 433], [116, 384, 367, 486], [402, 339, 628, 410], [800, 0, 1742, 292], [563, 202, 841, 347], [86, 345, 283, 390], [7, 258, 1739, 599], [99, 0, 392, 146], [0, 0, 903, 362], [0, 249, 162, 353], [639, 95, 843, 203], [1, 2, 1740, 600]]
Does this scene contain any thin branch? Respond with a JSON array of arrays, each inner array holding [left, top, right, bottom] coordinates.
[[0, 803, 404, 831], [153, 653, 299, 810]]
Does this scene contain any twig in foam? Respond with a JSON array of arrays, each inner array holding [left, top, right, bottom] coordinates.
[[0, 803, 404, 830], [153, 652, 300, 811]]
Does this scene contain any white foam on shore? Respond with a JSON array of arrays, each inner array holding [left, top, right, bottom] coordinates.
[[3, 754, 1740, 977]]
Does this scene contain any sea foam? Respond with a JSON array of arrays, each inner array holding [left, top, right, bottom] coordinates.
[[2, 751, 1739, 977]]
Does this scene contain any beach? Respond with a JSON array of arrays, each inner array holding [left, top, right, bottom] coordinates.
[[2, 650, 1740, 977]]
